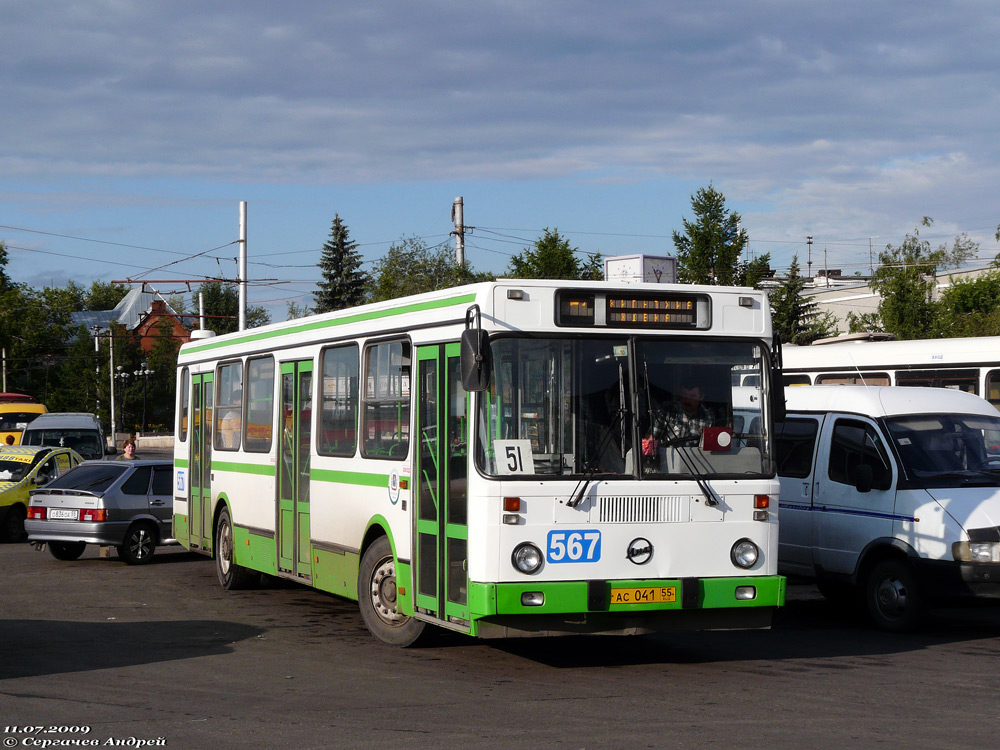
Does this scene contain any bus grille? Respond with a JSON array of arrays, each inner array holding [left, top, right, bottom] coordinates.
[[598, 496, 688, 523]]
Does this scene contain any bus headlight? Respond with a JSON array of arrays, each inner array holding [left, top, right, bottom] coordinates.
[[731, 539, 759, 569], [512, 543, 544, 574]]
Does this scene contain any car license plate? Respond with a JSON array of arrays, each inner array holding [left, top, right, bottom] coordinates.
[[610, 586, 677, 605], [48, 508, 78, 520]]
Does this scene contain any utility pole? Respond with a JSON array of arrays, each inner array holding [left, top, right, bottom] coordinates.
[[238, 201, 248, 331], [806, 235, 813, 280], [452, 196, 465, 266]]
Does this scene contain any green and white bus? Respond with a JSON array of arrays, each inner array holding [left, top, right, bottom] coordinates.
[[173, 279, 785, 645]]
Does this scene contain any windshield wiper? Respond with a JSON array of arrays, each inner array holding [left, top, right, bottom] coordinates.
[[567, 405, 629, 508]]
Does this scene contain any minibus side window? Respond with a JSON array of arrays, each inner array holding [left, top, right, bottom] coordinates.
[[829, 419, 892, 491]]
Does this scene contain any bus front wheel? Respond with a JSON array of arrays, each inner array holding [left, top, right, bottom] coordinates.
[[358, 536, 426, 647], [215, 507, 256, 590]]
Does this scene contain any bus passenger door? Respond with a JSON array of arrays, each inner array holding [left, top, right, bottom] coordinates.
[[414, 343, 470, 627], [189, 372, 213, 551], [277, 360, 313, 578]]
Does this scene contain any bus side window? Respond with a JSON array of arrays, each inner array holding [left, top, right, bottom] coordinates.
[[987, 369, 1000, 410], [775, 418, 819, 478]]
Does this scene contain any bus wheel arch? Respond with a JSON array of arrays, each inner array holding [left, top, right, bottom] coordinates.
[[357, 533, 426, 647]]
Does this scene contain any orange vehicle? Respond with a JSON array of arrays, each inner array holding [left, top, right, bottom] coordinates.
[[0, 394, 48, 446]]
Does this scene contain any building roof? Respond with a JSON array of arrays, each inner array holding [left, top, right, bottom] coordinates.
[[70, 287, 182, 333]]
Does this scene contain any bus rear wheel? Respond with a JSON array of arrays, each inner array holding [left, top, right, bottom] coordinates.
[[215, 506, 256, 590], [358, 536, 426, 647]]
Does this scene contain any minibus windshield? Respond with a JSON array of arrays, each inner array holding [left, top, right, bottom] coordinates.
[[886, 413, 1000, 486]]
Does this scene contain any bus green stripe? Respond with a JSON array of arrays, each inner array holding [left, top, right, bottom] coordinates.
[[183, 292, 478, 354], [211, 461, 276, 476], [175, 458, 189, 468], [311, 468, 397, 487]]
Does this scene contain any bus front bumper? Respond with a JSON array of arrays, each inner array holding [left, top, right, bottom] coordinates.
[[468, 575, 785, 638]]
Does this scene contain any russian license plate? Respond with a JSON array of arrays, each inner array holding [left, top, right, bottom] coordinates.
[[48, 508, 78, 520], [610, 586, 677, 605]]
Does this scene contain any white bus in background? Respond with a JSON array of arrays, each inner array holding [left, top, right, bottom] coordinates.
[[174, 279, 785, 646], [782, 334, 1000, 409]]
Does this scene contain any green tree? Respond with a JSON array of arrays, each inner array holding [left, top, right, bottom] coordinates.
[[735, 253, 772, 288], [933, 269, 1000, 338], [0, 241, 12, 293], [367, 237, 493, 303], [672, 184, 747, 285], [870, 219, 945, 340], [506, 228, 602, 280], [196, 281, 270, 335], [847, 311, 884, 334], [315, 214, 368, 313], [869, 218, 981, 340], [769, 256, 838, 345], [286, 301, 314, 320], [85, 280, 129, 311]]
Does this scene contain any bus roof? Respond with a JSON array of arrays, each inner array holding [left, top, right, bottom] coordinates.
[[783, 336, 1000, 372], [178, 279, 772, 363]]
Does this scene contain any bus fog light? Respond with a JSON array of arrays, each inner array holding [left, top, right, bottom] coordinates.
[[735, 586, 757, 600], [731, 539, 759, 569], [503, 514, 520, 525], [753, 510, 769, 521], [512, 543, 543, 574], [521, 592, 545, 606]]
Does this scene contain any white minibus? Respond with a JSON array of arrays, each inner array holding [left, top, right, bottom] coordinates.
[[776, 386, 1000, 630]]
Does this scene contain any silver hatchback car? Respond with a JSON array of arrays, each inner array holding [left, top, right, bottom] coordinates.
[[25, 460, 174, 564]]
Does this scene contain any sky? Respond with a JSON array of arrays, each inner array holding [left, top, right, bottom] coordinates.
[[2, 0, 999, 321]]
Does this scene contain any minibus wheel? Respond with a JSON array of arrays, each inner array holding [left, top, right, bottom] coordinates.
[[358, 536, 426, 647], [865, 559, 925, 632]]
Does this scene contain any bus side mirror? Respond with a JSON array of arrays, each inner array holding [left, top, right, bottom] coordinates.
[[772, 369, 786, 421], [460, 328, 492, 392]]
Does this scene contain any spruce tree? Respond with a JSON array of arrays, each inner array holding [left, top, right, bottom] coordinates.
[[672, 184, 747, 285], [315, 215, 367, 313]]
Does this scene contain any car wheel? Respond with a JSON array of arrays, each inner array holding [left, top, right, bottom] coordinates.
[[865, 558, 925, 632], [215, 506, 255, 590], [117, 523, 157, 565], [49, 541, 87, 561], [357, 536, 426, 647], [1, 503, 27, 542]]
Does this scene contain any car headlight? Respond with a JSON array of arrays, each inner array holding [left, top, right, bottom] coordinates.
[[731, 539, 759, 569], [512, 542, 544, 574], [953, 541, 1000, 563]]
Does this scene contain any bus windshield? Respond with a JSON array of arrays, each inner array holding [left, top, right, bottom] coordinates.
[[476, 337, 771, 478]]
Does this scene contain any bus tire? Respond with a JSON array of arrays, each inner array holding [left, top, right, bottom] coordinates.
[[865, 558, 925, 632], [215, 506, 255, 590], [358, 536, 426, 647], [49, 541, 87, 561]]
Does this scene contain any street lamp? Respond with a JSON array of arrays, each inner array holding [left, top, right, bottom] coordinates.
[[133, 361, 155, 434], [115, 366, 131, 433]]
